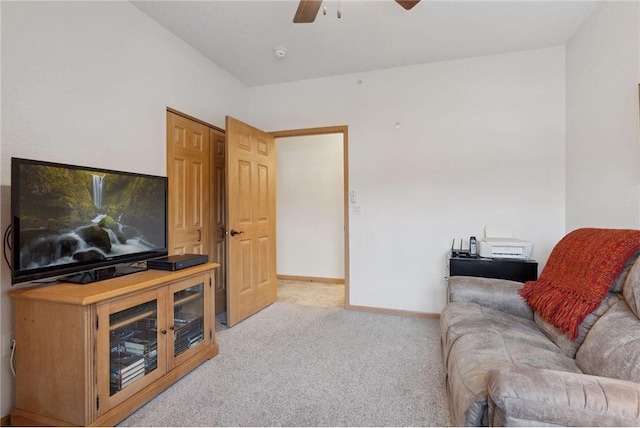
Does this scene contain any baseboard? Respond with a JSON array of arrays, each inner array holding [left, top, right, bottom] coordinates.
[[1, 414, 11, 426], [277, 275, 344, 284], [346, 304, 440, 319]]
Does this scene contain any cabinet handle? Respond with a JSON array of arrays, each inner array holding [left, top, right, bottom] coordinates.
[[169, 325, 175, 331], [161, 329, 167, 335], [197, 229, 202, 242], [230, 229, 244, 237]]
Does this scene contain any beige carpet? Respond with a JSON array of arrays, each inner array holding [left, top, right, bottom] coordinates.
[[118, 302, 452, 427], [277, 279, 345, 308]]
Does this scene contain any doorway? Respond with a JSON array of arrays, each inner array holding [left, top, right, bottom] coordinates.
[[271, 126, 349, 309]]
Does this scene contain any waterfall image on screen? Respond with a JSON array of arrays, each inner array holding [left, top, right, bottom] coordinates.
[[14, 160, 167, 278], [93, 174, 105, 209]]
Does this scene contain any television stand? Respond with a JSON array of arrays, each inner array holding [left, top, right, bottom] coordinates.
[[9, 262, 219, 426], [62, 264, 146, 284]]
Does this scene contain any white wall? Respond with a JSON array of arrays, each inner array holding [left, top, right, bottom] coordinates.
[[0, 1, 247, 417], [276, 134, 344, 279], [566, 1, 640, 230], [248, 47, 567, 314]]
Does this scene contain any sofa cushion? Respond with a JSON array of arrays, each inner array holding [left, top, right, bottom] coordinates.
[[520, 228, 640, 341], [531, 251, 639, 358], [612, 249, 640, 293], [487, 367, 640, 427], [623, 253, 640, 317], [441, 301, 581, 426], [534, 293, 622, 358], [575, 299, 640, 382]]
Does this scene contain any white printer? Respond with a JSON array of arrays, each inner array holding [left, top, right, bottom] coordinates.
[[478, 226, 534, 259]]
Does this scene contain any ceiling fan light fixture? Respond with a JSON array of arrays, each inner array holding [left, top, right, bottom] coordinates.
[[273, 47, 288, 59]]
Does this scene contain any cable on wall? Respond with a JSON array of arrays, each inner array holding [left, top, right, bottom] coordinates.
[[3, 224, 13, 277], [10, 339, 17, 377]]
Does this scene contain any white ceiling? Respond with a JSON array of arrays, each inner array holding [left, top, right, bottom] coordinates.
[[131, 0, 600, 87]]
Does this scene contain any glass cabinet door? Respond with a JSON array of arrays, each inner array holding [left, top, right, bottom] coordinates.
[[97, 288, 166, 414], [109, 299, 159, 395], [170, 274, 211, 367]]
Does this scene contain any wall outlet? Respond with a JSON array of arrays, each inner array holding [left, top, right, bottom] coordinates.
[[1, 334, 15, 359], [352, 204, 363, 215]]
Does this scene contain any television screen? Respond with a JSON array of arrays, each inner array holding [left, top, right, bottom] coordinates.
[[11, 157, 168, 284]]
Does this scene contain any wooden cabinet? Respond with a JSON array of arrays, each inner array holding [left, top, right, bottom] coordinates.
[[9, 263, 219, 427]]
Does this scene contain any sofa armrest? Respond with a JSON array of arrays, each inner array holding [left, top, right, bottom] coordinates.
[[487, 367, 640, 427], [448, 276, 533, 320]]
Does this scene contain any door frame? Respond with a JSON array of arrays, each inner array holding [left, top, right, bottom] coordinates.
[[270, 125, 350, 308]]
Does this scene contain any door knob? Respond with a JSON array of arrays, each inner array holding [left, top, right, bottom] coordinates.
[[230, 229, 244, 237]]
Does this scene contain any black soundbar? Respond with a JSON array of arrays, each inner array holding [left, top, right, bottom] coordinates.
[[147, 254, 209, 271]]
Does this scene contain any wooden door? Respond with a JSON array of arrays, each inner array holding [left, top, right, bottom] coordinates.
[[210, 128, 227, 315], [167, 111, 210, 256], [225, 116, 277, 327]]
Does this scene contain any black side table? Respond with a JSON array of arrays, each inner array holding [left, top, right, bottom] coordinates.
[[449, 255, 538, 283]]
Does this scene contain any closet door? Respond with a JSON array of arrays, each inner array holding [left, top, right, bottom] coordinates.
[[167, 111, 210, 256], [210, 128, 227, 315]]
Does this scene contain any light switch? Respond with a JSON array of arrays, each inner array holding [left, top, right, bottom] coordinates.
[[350, 190, 357, 204]]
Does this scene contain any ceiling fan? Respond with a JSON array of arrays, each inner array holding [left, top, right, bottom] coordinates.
[[293, 0, 420, 23]]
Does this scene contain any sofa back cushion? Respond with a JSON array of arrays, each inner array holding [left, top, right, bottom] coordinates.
[[575, 255, 640, 381], [611, 250, 640, 293], [623, 252, 640, 317], [520, 229, 640, 341], [532, 253, 639, 358], [575, 299, 640, 382], [534, 293, 621, 358]]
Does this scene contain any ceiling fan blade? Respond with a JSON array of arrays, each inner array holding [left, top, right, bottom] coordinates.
[[293, 0, 323, 23], [395, 0, 420, 10]]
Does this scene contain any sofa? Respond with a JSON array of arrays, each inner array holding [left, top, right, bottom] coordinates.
[[440, 228, 640, 426]]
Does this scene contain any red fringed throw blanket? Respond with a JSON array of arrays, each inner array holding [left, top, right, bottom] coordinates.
[[520, 228, 640, 341]]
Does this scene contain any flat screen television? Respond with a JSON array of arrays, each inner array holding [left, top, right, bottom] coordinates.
[[11, 157, 168, 284]]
